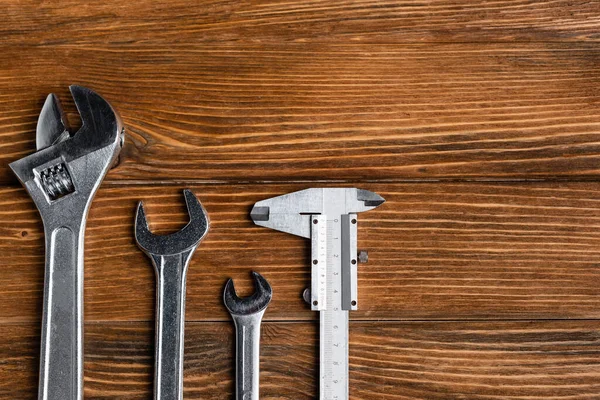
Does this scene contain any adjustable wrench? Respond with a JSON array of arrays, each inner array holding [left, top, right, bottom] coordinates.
[[223, 272, 272, 400], [250, 188, 385, 400], [135, 189, 209, 400], [9, 86, 124, 400]]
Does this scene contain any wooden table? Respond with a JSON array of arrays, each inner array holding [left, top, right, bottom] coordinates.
[[1, 1, 600, 398]]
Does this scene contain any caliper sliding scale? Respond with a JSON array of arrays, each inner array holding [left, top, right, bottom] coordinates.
[[250, 188, 385, 399]]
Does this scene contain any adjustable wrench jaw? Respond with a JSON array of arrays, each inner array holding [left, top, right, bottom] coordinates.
[[249, 188, 385, 238], [9, 86, 124, 229]]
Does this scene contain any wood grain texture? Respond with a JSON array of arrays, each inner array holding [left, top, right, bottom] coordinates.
[[0, 42, 599, 183], [2, 0, 600, 45], [2, 1, 600, 398], [2, 320, 600, 399], [2, 182, 600, 323]]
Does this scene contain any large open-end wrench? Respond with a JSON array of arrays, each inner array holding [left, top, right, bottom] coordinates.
[[135, 189, 209, 400], [223, 272, 272, 400], [9, 86, 124, 400]]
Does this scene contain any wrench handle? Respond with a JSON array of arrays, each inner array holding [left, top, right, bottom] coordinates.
[[39, 226, 84, 400], [233, 313, 265, 400], [153, 253, 190, 400]]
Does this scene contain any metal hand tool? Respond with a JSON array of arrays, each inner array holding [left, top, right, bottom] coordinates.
[[250, 188, 384, 400], [135, 189, 209, 400], [223, 272, 272, 400], [9, 86, 124, 400]]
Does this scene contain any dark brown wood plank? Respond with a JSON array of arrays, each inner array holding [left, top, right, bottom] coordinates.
[[2, 182, 600, 323], [1, 42, 599, 183], [2, 320, 600, 399], [2, 0, 599, 46]]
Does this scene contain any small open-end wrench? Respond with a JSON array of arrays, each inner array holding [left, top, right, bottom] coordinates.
[[135, 189, 209, 400], [9, 86, 124, 400], [223, 272, 273, 400]]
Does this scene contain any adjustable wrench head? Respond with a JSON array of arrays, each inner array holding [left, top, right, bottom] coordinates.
[[9, 86, 124, 214], [250, 188, 385, 238], [135, 189, 210, 256], [224, 272, 273, 316]]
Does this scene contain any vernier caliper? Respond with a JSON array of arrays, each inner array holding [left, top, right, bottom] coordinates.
[[250, 188, 385, 399]]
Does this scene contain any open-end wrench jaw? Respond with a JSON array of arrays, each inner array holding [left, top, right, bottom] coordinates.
[[224, 272, 273, 316], [135, 189, 209, 257]]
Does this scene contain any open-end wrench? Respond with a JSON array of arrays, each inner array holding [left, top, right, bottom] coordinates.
[[135, 189, 209, 400], [9, 86, 124, 400], [250, 188, 385, 400], [223, 272, 273, 400]]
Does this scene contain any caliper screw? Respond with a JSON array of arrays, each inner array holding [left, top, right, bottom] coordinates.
[[358, 250, 369, 263]]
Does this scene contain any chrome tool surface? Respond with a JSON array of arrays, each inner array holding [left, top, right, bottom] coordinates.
[[135, 189, 209, 400], [224, 272, 272, 400], [250, 188, 384, 400], [10, 86, 124, 400]]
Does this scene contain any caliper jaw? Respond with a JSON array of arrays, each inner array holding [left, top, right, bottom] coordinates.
[[250, 187, 385, 310], [250, 188, 384, 239]]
